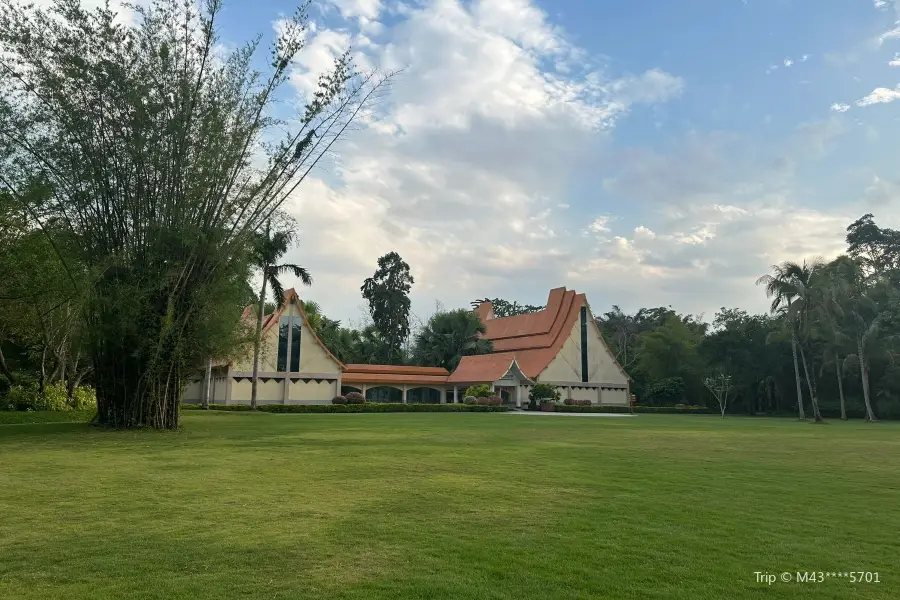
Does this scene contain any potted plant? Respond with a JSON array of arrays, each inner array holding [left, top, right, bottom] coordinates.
[[529, 383, 561, 412]]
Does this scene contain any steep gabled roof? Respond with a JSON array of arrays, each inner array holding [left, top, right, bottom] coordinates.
[[447, 355, 533, 384], [467, 288, 583, 378], [343, 364, 450, 386], [242, 289, 346, 370], [468, 287, 630, 381]]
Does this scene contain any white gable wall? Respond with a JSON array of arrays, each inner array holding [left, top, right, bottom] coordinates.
[[538, 300, 628, 386]]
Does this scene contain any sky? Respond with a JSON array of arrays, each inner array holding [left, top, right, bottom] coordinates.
[[50, 0, 900, 325]]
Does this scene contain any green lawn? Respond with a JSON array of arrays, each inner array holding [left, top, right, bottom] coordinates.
[[1, 413, 898, 599]]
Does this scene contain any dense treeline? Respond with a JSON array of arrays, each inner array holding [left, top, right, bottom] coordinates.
[[599, 214, 900, 420]]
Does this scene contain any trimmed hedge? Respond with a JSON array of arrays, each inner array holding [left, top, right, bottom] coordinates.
[[536, 404, 710, 414], [182, 403, 510, 413]]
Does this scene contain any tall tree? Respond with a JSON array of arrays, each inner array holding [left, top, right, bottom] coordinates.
[[0, 0, 389, 427], [757, 261, 826, 421], [361, 252, 414, 365], [412, 309, 493, 371], [249, 222, 311, 410]]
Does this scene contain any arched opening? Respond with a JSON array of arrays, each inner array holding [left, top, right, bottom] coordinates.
[[407, 387, 442, 404], [366, 386, 402, 403], [340, 386, 362, 396]]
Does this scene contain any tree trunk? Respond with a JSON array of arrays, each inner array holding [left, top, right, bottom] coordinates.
[[0, 343, 15, 385], [858, 337, 877, 422], [202, 358, 212, 409], [250, 275, 268, 410], [797, 342, 824, 423], [835, 355, 847, 420], [791, 333, 805, 419]]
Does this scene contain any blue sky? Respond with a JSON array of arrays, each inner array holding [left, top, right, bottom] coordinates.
[[204, 0, 900, 325]]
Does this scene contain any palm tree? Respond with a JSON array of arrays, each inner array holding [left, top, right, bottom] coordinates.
[[249, 222, 312, 410], [411, 309, 493, 371], [757, 260, 826, 422], [825, 257, 883, 421], [300, 300, 324, 332]]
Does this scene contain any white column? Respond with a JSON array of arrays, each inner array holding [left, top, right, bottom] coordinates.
[[597, 386, 602, 405], [362, 383, 367, 401], [567, 386, 572, 401], [402, 384, 408, 404], [453, 386, 458, 404], [515, 385, 521, 408], [441, 388, 447, 404], [203, 359, 212, 408]]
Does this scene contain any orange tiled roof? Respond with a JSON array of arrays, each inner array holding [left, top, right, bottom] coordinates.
[[342, 364, 450, 385], [447, 355, 530, 384], [463, 288, 584, 379]]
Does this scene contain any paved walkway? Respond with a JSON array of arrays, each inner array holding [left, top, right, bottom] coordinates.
[[507, 410, 636, 418]]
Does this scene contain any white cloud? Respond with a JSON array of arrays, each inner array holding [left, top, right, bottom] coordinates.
[[875, 0, 890, 9], [608, 69, 685, 105], [783, 58, 794, 67], [588, 216, 612, 234], [863, 175, 900, 206], [800, 54, 811, 61], [856, 85, 900, 106], [890, 53, 900, 66], [326, 0, 382, 20], [878, 23, 900, 45], [830, 102, 851, 113], [271, 0, 687, 321]]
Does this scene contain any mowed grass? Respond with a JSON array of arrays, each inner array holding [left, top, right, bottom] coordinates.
[[1, 413, 898, 599]]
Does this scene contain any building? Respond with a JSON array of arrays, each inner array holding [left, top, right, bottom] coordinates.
[[182, 287, 630, 407]]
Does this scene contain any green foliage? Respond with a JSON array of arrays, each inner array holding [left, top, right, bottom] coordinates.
[[4, 381, 95, 412], [469, 298, 544, 318], [563, 399, 592, 406], [0, 0, 388, 429], [554, 405, 710, 414], [644, 377, 685, 404], [361, 252, 415, 365], [464, 384, 493, 399], [182, 403, 510, 413], [412, 309, 492, 371], [529, 383, 561, 405], [463, 396, 476, 405]]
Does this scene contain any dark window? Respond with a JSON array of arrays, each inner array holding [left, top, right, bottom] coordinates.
[[580, 306, 589, 382], [277, 316, 290, 371], [290, 316, 302, 372]]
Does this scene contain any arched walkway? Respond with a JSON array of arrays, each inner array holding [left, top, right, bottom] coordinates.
[[365, 385, 402, 403], [407, 387, 442, 404]]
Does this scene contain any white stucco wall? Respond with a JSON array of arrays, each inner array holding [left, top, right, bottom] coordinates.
[[538, 301, 629, 386]]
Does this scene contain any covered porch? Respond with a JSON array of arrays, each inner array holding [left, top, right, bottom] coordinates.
[[447, 356, 534, 407]]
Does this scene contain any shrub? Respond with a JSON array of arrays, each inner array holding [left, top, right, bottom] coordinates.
[[563, 398, 592, 406], [556, 404, 711, 414], [344, 392, 365, 404], [70, 385, 97, 411], [463, 396, 476, 405], [645, 377, 685, 404], [489, 395, 503, 406], [475, 396, 490, 405], [464, 384, 493, 399], [529, 383, 560, 407], [332, 395, 347, 405], [5, 381, 97, 412], [185, 403, 511, 413]]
